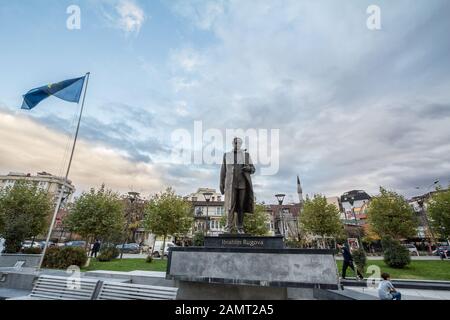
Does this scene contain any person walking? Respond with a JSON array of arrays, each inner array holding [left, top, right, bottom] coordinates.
[[91, 239, 101, 258], [378, 273, 401, 300], [338, 243, 364, 280]]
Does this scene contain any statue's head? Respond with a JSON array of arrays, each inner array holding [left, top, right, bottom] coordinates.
[[233, 137, 243, 151]]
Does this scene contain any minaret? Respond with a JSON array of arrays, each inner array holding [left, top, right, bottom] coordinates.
[[297, 175, 304, 205]]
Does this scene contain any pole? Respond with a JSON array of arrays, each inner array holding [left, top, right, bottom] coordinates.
[[38, 73, 90, 270], [206, 202, 209, 236]]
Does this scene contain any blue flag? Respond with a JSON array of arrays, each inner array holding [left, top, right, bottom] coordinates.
[[21, 76, 86, 110]]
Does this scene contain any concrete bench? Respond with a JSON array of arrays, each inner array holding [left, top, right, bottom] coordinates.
[[96, 281, 178, 300], [10, 275, 100, 300]]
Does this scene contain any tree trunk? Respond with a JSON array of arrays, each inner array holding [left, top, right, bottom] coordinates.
[[161, 234, 167, 260]]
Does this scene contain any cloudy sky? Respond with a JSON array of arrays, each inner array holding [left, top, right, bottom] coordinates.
[[0, 0, 449, 203]]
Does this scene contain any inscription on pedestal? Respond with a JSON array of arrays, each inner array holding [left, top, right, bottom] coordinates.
[[204, 235, 284, 249]]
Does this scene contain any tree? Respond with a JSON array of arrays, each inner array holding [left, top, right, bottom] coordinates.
[[300, 195, 344, 248], [367, 187, 418, 240], [144, 188, 193, 259], [123, 197, 145, 243], [219, 203, 270, 236], [0, 180, 53, 253], [64, 185, 125, 246], [427, 187, 450, 240]]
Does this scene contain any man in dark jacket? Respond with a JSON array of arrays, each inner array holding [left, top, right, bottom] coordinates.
[[91, 239, 101, 258], [338, 243, 364, 280]]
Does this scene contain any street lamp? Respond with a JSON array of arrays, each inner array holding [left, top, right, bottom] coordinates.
[[120, 192, 140, 259], [203, 192, 213, 236], [275, 194, 286, 205], [275, 194, 286, 236]]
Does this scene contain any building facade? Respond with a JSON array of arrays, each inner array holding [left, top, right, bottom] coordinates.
[[340, 190, 371, 225], [184, 188, 226, 236], [408, 188, 449, 240], [265, 203, 301, 239], [0, 171, 75, 206]]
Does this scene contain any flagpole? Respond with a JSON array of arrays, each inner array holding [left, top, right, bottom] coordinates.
[[38, 72, 90, 270]]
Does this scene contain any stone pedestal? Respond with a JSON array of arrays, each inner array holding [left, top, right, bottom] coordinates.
[[166, 237, 339, 300]]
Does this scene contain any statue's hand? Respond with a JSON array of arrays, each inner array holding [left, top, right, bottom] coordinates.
[[242, 165, 253, 173]]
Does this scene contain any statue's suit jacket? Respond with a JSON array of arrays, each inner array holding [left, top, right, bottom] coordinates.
[[220, 150, 255, 215]]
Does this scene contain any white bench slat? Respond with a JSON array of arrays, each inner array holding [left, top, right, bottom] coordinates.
[[32, 287, 93, 297], [100, 284, 177, 295], [100, 284, 177, 294], [100, 281, 178, 292], [97, 282, 178, 300], [33, 284, 93, 292], [30, 293, 90, 300], [98, 288, 175, 299], [98, 292, 167, 300], [25, 275, 99, 300]]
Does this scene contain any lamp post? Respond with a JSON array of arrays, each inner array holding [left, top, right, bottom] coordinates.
[[120, 191, 140, 259], [275, 194, 286, 236], [415, 180, 439, 254], [203, 192, 213, 236]]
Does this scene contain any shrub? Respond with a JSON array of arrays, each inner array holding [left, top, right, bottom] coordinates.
[[145, 255, 153, 263], [285, 240, 302, 248], [97, 245, 120, 262], [193, 232, 204, 247], [352, 248, 367, 274], [22, 247, 42, 254], [43, 247, 87, 269], [382, 237, 411, 268]]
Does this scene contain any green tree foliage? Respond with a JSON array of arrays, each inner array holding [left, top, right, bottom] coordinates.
[[367, 187, 418, 240], [193, 231, 205, 246], [123, 197, 145, 243], [64, 185, 125, 244], [427, 188, 450, 240], [219, 203, 270, 236], [352, 248, 367, 274], [300, 195, 344, 246], [381, 237, 411, 268], [0, 180, 53, 253], [144, 188, 193, 259], [243, 204, 270, 236]]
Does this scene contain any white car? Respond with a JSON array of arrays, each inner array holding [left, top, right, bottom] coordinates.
[[403, 244, 419, 256], [152, 241, 177, 257]]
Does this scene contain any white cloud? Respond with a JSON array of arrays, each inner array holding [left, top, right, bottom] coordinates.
[[116, 0, 146, 34], [99, 0, 146, 35]]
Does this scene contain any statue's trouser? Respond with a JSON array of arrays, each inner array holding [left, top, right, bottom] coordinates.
[[228, 188, 246, 229]]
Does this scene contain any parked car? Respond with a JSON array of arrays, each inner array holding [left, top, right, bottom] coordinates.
[[152, 241, 177, 257], [402, 243, 419, 256], [433, 246, 449, 257], [21, 240, 42, 250], [64, 241, 86, 248], [116, 243, 140, 254], [38, 241, 55, 249], [0, 238, 5, 254]]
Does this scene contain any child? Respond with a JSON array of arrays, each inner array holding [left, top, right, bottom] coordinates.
[[378, 273, 401, 300]]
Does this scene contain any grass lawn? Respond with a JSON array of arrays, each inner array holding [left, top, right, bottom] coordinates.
[[82, 258, 168, 272], [336, 260, 450, 281]]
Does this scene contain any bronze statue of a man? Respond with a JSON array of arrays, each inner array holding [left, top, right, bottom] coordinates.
[[220, 137, 255, 234]]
